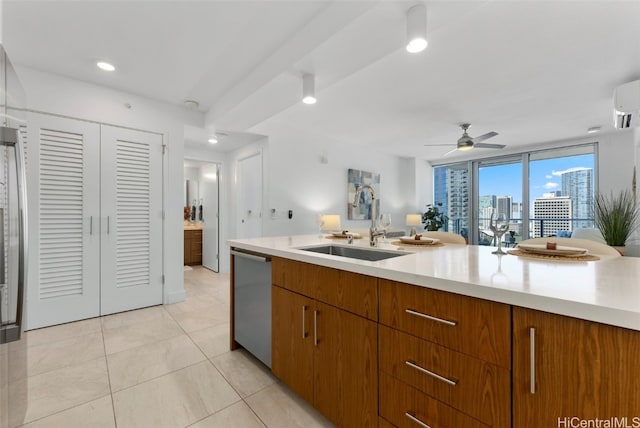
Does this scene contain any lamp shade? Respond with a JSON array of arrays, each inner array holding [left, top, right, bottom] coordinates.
[[406, 214, 422, 226], [321, 214, 341, 231]]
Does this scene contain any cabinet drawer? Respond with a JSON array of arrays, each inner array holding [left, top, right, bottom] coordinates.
[[379, 372, 489, 428], [379, 325, 510, 427], [379, 279, 510, 367], [272, 258, 377, 320]]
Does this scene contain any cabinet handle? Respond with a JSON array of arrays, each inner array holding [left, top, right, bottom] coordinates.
[[405, 360, 457, 386], [314, 310, 318, 346], [405, 309, 457, 326], [90, 216, 93, 235], [405, 412, 432, 428], [107, 216, 110, 234], [302, 306, 307, 339], [530, 327, 536, 394]]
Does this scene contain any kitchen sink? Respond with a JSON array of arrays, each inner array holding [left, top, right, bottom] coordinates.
[[298, 245, 408, 261]]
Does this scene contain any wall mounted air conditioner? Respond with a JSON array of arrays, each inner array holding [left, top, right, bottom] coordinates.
[[614, 79, 640, 128]]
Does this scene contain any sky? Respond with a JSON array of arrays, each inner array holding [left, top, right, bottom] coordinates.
[[478, 154, 595, 212]]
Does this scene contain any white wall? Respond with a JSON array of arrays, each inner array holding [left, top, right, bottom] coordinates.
[[15, 66, 203, 305], [224, 132, 417, 246]]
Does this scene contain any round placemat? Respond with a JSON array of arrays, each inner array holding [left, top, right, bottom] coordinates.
[[390, 240, 445, 248], [508, 249, 600, 261]]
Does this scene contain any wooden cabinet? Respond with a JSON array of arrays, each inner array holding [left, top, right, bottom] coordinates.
[[272, 257, 378, 320], [184, 229, 202, 265], [379, 279, 511, 428], [313, 301, 377, 427], [513, 307, 640, 428], [271, 285, 314, 404], [271, 258, 378, 427], [379, 325, 510, 427], [380, 372, 489, 428], [270, 256, 640, 428], [379, 279, 510, 368]]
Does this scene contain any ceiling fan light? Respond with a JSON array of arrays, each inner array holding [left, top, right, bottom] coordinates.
[[302, 73, 317, 104], [208, 136, 218, 144], [457, 144, 474, 151], [406, 4, 427, 53]]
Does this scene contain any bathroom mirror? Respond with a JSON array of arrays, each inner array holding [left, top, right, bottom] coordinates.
[[185, 179, 199, 207]]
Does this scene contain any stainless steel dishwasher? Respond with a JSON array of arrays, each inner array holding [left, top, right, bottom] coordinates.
[[231, 248, 272, 368]]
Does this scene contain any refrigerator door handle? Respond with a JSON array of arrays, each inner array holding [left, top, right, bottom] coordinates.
[[0, 126, 28, 343], [15, 127, 29, 339]]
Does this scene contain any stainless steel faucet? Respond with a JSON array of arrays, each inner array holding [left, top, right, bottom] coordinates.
[[352, 184, 385, 246]]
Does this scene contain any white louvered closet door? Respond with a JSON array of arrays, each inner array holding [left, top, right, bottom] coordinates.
[[26, 113, 100, 329], [100, 125, 163, 315]]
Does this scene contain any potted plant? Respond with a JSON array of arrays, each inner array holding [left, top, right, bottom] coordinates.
[[422, 203, 448, 231], [594, 189, 640, 251]]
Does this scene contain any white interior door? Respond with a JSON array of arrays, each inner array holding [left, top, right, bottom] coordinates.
[[26, 113, 100, 329], [199, 163, 219, 271], [100, 125, 163, 315], [237, 153, 262, 239]]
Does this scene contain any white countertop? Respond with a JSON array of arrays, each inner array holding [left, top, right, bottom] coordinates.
[[228, 234, 640, 331]]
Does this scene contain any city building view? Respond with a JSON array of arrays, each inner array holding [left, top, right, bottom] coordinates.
[[433, 149, 595, 245]]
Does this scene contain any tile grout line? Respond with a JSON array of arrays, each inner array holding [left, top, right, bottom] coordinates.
[[100, 323, 119, 428], [13, 394, 113, 428]]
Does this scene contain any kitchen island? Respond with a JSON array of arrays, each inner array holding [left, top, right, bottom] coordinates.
[[229, 235, 640, 428]]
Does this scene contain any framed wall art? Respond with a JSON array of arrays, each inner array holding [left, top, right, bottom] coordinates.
[[347, 168, 380, 220]]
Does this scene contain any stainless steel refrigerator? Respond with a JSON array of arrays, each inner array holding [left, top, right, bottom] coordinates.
[[0, 44, 28, 428]]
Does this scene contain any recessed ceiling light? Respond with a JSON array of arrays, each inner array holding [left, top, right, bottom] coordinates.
[[208, 136, 218, 144], [587, 126, 601, 134], [96, 61, 115, 72]]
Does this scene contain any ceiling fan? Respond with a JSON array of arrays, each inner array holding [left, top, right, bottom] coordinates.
[[425, 123, 505, 156]]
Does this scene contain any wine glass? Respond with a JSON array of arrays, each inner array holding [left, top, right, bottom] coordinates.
[[489, 211, 510, 255], [316, 214, 325, 238], [379, 213, 391, 242]]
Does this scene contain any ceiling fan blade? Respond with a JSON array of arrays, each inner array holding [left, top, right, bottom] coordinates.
[[472, 131, 498, 143], [442, 148, 459, 157], [474, 142, 506, 149], [424, 144, 455, 147]]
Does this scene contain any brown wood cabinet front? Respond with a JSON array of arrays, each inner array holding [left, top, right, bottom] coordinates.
[[271, 285, 314, 404], [272, 257, 378, 320], [379, 325, 510, 427], [271, 284, 378, 427], [379, 372, 489, 428], [513, 307, 640, 428], [183, 229, 202, 265], [379, 279, 511, 368]]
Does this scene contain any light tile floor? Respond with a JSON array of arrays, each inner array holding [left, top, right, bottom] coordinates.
[[10, 266, 335, 428]]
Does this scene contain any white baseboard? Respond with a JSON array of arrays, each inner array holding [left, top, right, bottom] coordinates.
[[164, 289, 186, 305]]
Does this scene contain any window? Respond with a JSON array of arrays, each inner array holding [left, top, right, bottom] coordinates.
[[433, 162, 470, 239], [432, 143, 597, 246], [528, 145, 596, 238]]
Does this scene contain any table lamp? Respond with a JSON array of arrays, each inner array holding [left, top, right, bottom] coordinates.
[[406, 214, 422, 236], [321, 214, 341, 233]]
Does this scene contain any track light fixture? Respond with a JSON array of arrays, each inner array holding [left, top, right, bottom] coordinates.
[[302, 73, 317, 105], [406, 4, 427, 53]]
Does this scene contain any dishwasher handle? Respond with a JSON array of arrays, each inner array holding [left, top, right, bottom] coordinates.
[[231, 249, 271, 263]]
